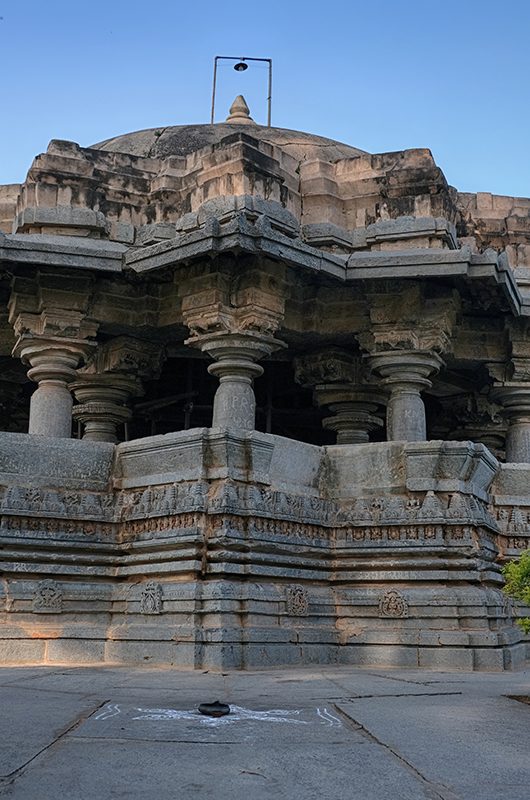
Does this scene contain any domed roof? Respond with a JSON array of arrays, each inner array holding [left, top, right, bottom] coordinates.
[[91, 95, 367, 163]]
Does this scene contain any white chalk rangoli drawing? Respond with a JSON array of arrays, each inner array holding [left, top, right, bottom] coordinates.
[[316, 707, 342, 727], [94, 703, 121, 720], [132, 705, 309, 726], [93, 703, 344, 729]]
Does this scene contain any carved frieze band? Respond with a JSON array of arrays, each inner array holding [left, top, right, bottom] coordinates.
[[0, 482, 498, 530], [492, 505, 530, 553], [0, 476, 503, 553]]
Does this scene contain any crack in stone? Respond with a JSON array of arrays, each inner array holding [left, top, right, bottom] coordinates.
[[71, 735, 243, 745], [332, 703, 461, 800], [361, 672, 432, 685], [0, 697, 110, 793], [325, 691, 463, 700], [0, 669, 70, 687], [146, 127, 169, 158]]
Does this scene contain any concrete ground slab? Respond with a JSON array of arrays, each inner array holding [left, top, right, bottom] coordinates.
[[0, 665, 528, 800]]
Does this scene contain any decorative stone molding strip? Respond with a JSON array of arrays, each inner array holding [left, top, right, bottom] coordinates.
[[0, 478, 499, 535]]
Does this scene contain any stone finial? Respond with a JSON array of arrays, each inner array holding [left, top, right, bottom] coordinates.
[[225, 95, 256, 125]]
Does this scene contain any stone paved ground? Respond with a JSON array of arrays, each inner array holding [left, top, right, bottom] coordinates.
[[0, 664, 528, 799]]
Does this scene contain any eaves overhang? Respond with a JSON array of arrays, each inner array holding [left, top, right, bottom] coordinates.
[[124, 212, 524, 316], [0, 216, 525, 317], [0, 232, 126, 273]]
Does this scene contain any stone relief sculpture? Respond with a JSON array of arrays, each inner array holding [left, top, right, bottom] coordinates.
[[32, 580, 62, 613], [286, 586, 309, 616], [140, 581, 163, 615], [379, 590, 409, 619]]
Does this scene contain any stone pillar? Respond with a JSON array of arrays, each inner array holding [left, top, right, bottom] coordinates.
[[70, 337, 163, 443], [368, 350, 443, 442], [181, 264, 287, 433], [13, 336, 94, 438], [192, 332, 283, 431], [321, 394, 385, 444], [70, 375, 140, 443], [432, 393, 506, 457], [491, 384, 530, 463], [294, 350, 386, 444]]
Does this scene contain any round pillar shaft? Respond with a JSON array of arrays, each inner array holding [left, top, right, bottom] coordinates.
[[188, 332, 284, 433], [368, 350, 443, 443], [209, 357, 263, 431], [386, 385, 427, 441], [29, 381, 73, 438], [14, 338, 93, 439], [505, 421, 530, 463], [491, 383, 530, 464]]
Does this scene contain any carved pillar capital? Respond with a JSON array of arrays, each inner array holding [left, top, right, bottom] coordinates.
[[71, 337, 164, 443], [82, 336, 165, 380], [294, 349, 361, 388], [505, 318, 530, 382], [182, 272, 286, 432], [433, 392, 506, 456], [14, 335, 94, 382], [294, 349, 386, 444], [8, 270, 98, 342], [358, 283, 459, 356]]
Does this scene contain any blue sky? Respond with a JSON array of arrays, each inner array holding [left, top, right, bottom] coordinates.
[[1, 0, 529, 196]]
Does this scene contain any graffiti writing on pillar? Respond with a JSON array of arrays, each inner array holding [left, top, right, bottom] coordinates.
[[216, 391, 254, 428]]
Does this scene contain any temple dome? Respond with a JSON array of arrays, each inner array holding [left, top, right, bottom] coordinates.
[[92, 95, 367, 163]]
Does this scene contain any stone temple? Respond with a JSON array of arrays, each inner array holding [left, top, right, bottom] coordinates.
[[0, 95, 529, 670]]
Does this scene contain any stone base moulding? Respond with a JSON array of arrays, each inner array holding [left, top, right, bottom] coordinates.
[[0, 430, 526, 671]]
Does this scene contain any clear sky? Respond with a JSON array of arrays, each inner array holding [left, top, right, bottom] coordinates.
[[1, 0, 529, 197]]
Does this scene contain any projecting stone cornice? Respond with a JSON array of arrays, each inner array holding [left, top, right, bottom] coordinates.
[[124, 211, 348, 279], [124, 214, 522, 313], [0, 210, 526, 317], [0, 231, 126, 272], [346, 249, 521, 311]]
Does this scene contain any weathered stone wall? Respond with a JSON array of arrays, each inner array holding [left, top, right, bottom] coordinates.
[[0, 430, 524, 670], [457, 191, 530, 267], [0, 184, 20, 233]]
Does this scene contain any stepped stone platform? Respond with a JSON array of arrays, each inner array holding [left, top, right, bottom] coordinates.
[[0, 430, 527, 670]]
